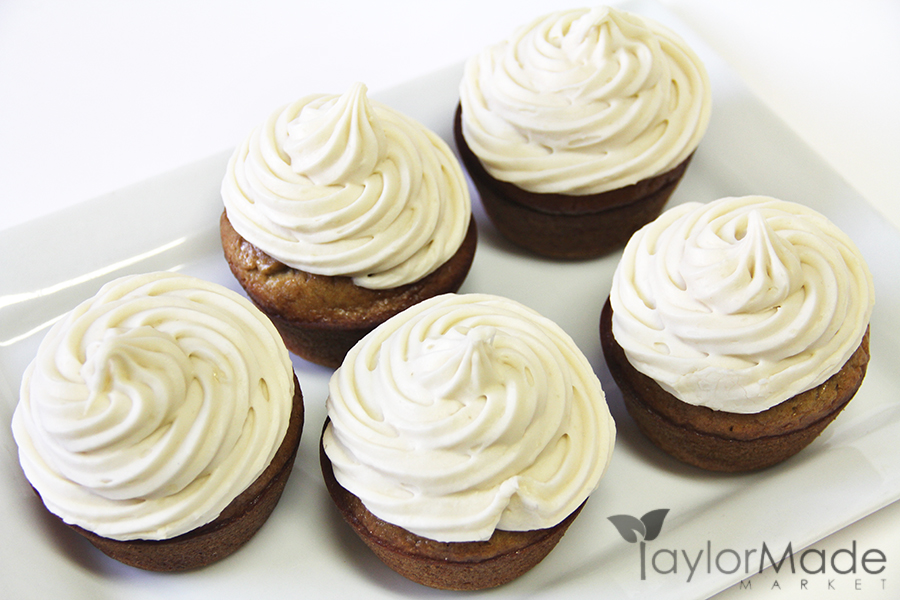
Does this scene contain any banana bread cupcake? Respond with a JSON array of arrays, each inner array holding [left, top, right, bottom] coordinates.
[[222, 83, 476, 368], [322, 293, 616, 590], [601, 196, 874, 471], [11, 272, 304, 571], [456, 6, 710, 259]]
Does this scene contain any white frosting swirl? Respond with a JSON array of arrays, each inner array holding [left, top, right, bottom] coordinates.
[[610, 196, 874, 413], [459, 6, 711, 195], [11, 272, 295, 541], [222, 83, 471, 290], [323, 293, 615, 542]]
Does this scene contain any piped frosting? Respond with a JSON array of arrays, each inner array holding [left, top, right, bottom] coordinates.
[[222, 83, 471, 290], [609, 196, 874, 413], [459, 6, 711, 195], [11, 272, 295, 540], [323, 293, 615, 542]]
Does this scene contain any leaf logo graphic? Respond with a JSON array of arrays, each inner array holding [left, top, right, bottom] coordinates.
[[608, 509, 670, 580], [608, 509, 669, 543]]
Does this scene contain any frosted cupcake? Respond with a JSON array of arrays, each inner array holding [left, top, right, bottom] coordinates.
[[456, 6, 711, 258], [601, 196, 874, 471], [11, 272, 304, 570], [322, 293, 615, 590], [221, 83, 476, 368]]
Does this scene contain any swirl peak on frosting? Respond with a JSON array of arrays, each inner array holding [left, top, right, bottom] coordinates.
[[459, 6, 711, 195], [222, 83, 471, 290], [323, 293, 615, 542], [284, 82, 387, 185], [610, 196, 875, 413], [11, 272, 295, 540]]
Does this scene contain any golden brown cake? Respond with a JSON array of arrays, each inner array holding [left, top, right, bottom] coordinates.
[[601, 300, 869, 471], [454, 107, 692, 258], [320, 426, 583, 591], [602, 196, 875, 471], [220, 211, 477, 369], [11, 272, 304, 570], [321, 293, 615, 590], [62, 377, 303, 571], [221, 83, 475, 367], [456, 6, 710, 259]]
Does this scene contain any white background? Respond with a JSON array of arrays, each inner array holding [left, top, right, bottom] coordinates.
[[1, 1, 898, 598]]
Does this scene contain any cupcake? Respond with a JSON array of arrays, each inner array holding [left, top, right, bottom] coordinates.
[[321, 293, 615, 590], [601, 196, 874, 471], [221, 83, 476, 368], [11, 272, 304, 571], [456, 6, 711, 259]]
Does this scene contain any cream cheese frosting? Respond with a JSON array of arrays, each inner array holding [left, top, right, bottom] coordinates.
[[610, 196, 875, 413], [11, 272, 295, 541], [322, 293, 615, 543], [459, 6, 711, 195], [222, 82, 471, 290]]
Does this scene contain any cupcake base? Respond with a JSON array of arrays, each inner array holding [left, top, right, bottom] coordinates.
[[319, 426, 583, 591], [600, 300, 870, 472], [220, 212, 478, 368], [52, 374, 305, 571], [454, 105, 692, 259]]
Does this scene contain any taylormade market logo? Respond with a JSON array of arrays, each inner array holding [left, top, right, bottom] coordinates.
[[608, 509, 889, 593]]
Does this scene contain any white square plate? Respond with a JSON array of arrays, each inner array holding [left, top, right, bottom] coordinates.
[[2, 2, 898, 598]]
